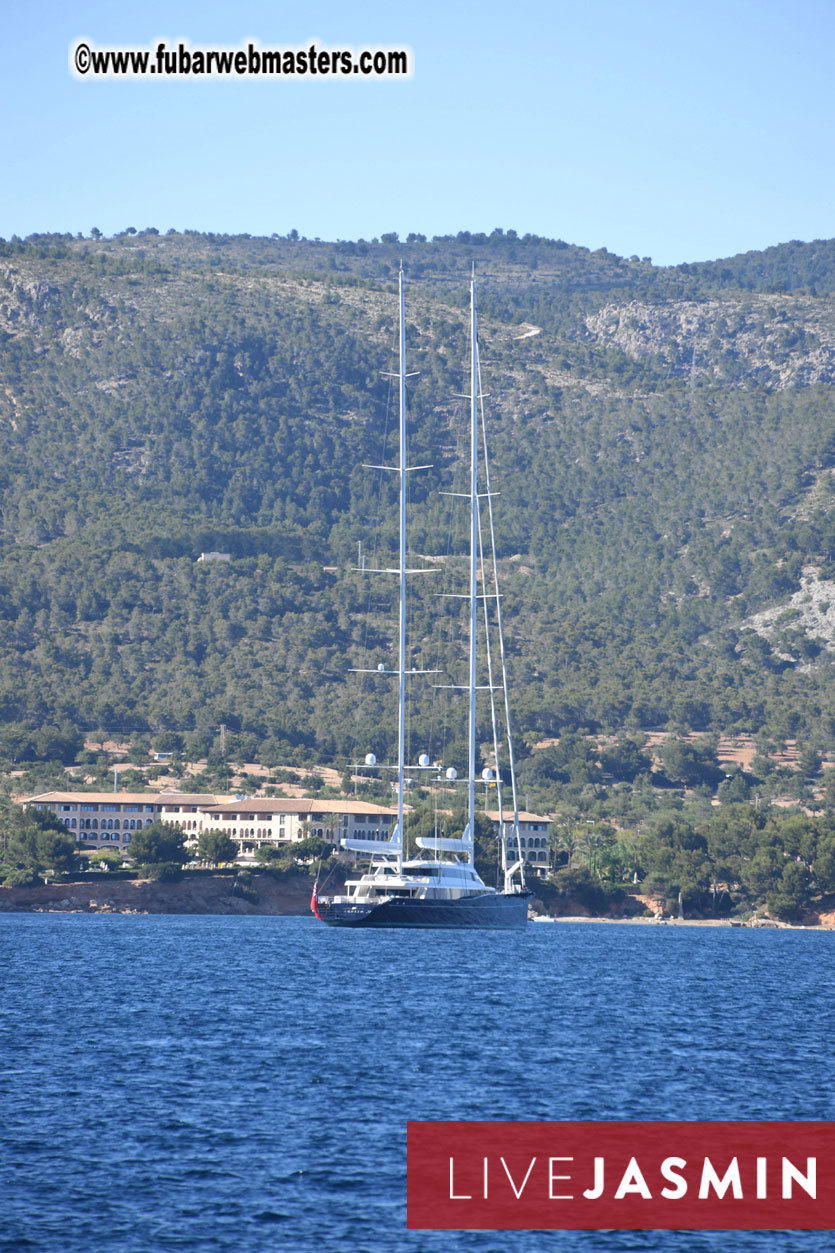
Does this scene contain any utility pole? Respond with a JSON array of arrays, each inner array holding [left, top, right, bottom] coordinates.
[[219, 724, 227, 791]]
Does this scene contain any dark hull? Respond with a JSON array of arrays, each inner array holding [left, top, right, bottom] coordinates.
[[317, 891, 529, 929]]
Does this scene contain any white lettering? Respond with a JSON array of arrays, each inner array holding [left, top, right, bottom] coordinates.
[[659, 1156, 688, 1200], [548, 1156, 574, 1200], [699, 1157, 742, 1200], [783, 1157, 816, 1199], [500, 1156, 537, 1199], [449, 1157, 471, 1201], [583, 1157, 605, 1200], [614, 1157, 652, 1200], [756, 1156, 767, 1199]]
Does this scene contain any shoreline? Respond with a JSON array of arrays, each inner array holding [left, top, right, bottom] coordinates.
[[1, 878, 831, 929], [534, 914, 834, 930], [0, 871, 317, 916]]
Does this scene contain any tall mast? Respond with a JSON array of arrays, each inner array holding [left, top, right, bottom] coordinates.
[[474, 350, 526, 892], [396, 265, 407, 874], [466, 274, 478, 865], [344, 269, 429, 870]]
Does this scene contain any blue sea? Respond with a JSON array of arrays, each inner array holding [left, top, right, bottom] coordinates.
[[1, 915, 832, 1253]]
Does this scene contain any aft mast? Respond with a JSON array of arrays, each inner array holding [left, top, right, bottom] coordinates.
[[466, 273, 479, 867], [395, 264, 407, 875], [344, 264, 425, 867], [469, 271, 526, 894]]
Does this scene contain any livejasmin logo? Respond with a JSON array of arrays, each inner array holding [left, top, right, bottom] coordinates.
[[448, 1151, 815, 1202], [407, 1121, 835, 1230]]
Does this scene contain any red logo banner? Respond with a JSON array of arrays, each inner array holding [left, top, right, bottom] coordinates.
[[407, 1121, 835, 1230]]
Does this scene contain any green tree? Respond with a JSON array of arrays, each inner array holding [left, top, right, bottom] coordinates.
[[638, 817, 713, 915], [255, 843, 286, 865], [0, 805, 78, 882], [581, 822, 617, 875], [658, 737, 723, 787], [798, 744, 823, 779], [550, 819, 580, 868], [550, 866, 624, 913], [813, 833, 835, 893], [284, 834, 339, 863], [197, 829, 239, 865], [599, 736, 652, 782], [128, 821, 187, 865], [767, 861, 812, 922], [739, 845, 783, 901]]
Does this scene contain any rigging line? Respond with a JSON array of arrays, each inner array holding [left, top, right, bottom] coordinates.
[[476, 488, 505, 834], [350, 338, 398, 774], [315, 852, 340, 895], [477, 490, 505, 892], [427, 398, 466, 767], [405, 439, 412, 783], [476, 339, 524, 882], [440, 398, 469, 771]]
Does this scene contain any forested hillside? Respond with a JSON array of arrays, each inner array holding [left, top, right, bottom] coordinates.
[[4, 226, 835, 771]]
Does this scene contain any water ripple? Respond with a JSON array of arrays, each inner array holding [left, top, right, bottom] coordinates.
[[1, 915, 833, 1252]]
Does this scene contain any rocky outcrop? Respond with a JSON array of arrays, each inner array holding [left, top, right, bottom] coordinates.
[[741, 565, 835, 656], [0, 871, 316, 915], [585, 296, 835, 388]]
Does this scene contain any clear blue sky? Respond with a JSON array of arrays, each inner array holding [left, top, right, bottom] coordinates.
[[4, 0, 834, 266]]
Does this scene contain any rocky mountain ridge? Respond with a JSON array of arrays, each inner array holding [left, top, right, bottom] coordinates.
[[3, 229, 835, 754]]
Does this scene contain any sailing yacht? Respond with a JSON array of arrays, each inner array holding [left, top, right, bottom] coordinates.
[[314, 269, 529, 928]]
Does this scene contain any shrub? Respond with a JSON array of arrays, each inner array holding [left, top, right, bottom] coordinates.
[[1, 866, 40, 887], [139, 861, 183, 882], [551, 867, 625, 913]]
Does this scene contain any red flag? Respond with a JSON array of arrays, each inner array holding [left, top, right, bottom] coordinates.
[[310, 881, 322, 921]]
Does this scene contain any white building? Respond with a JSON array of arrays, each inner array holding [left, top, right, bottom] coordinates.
[[486, 809, 552, 874], [22, 791, 227, 850], [195, 797, 398, 857], [20, 790, 397, 860]]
